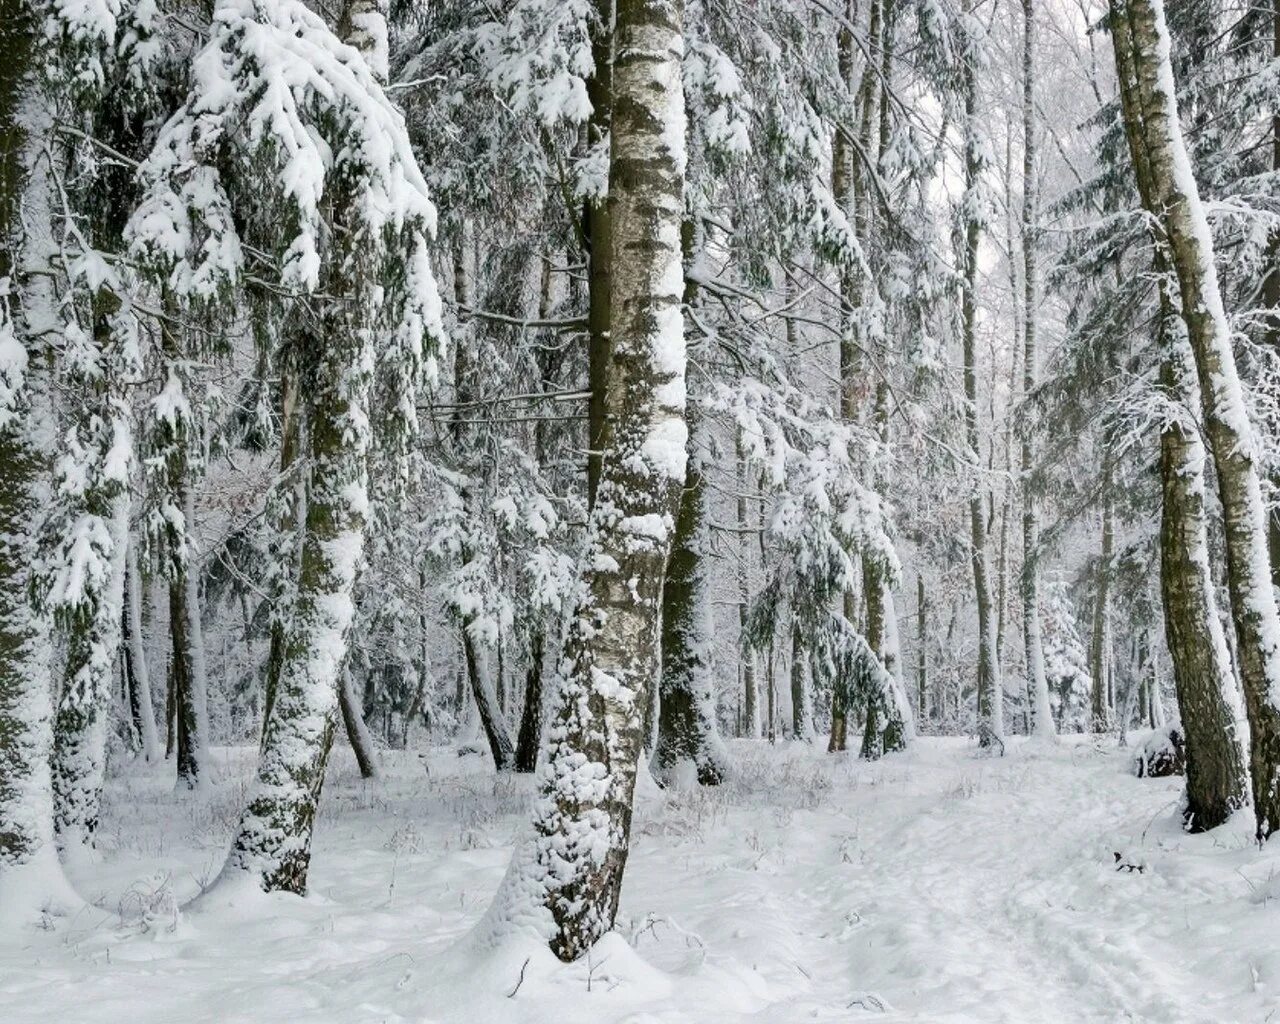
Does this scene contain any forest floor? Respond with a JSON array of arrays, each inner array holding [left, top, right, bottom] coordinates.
[[2, 734, 1278, 1023]]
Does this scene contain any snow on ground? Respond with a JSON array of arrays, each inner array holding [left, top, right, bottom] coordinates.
[[2, 736, 1278, 1023]]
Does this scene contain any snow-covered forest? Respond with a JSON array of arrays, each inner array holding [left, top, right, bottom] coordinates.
[[4, 0, 1280, 1018]]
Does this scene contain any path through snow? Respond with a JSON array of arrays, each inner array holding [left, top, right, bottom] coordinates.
[[1, 737, 1277, 1023]]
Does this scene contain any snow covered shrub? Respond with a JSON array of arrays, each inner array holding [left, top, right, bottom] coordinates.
[[1134, 722, 1186, 778]]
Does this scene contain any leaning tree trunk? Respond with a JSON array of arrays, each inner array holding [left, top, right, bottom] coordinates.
[[1110, 18, 1248, 829], [483, 0, 687, 962], [653, 426, 727, 786], [0, 3, 77, 911], [1110, 0, 1280, 837], [220, 300, 371, 891], [339, 668, 379, 780], [1157, 343, 1248, 829], [463, 627, 515, 771]]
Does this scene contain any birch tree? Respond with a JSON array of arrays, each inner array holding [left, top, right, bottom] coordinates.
[[1109, 0, 1280, 836], [484, 0, 688, 961]]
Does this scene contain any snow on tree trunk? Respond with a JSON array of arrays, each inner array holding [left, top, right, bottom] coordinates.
[[960, 26, 1003, 749], [1109, 26, 1248, 827], [1109, 0, 1280, 836], [0, 13, 77, 911], [482, 0, 687, 961], [339, 668, 379, 780], [463, 629, 515, 771], [1020, 0, 1055, 742], [653, 425, 727, 786], [220, 306, 371, 892], [51, 488, 131, 857], [124, 541, 160, 762]]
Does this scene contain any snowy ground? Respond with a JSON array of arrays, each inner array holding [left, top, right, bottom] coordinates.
[[2, 735, 1278, 1023]]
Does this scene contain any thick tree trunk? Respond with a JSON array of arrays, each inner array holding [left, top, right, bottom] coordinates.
[[0, 5, 75, 908], [1110, 0, 1280, 835], [653, 430, 727, 786], [485, 0, 687, 961]]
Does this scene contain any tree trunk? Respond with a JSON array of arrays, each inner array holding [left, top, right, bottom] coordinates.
[[1089, 481, 1114, 734], [464, 628, 515, 771], [1110, 0, 1280, 836], [1020, 0, 1055, 741], [735, 431, 759, 738], [960, 28, 1003, 748], [262, 366, 303, 741], [514, 629, 544, 772], [916, 574, 928, 723], [339, 668, 379, 780], [0, 5, 76, 908], [585, 0, 614, 508], [654, 431, 727, 786], [51, 491, 131, 853], [791, 621, 813, 740], [485, 0, 687, 961], [173, 490, 210, 790], [124, 541, 161, 761]]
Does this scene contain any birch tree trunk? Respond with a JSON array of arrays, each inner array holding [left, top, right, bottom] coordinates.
[[1110, 0, 1280, 836], [484, 0, 687, 960], [1110, 12, 1248, 828], [1020, 0, 1055, 740]]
